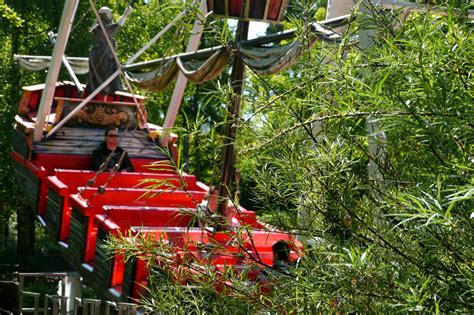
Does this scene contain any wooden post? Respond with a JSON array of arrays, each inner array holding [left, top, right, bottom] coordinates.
[[326, 0, 353, 33], [326, 0, 354, 20], [218, 18, 249, 215], [161, 0, 208, 145], [34, 0, 79, 142], [359, 0, 387, 197]]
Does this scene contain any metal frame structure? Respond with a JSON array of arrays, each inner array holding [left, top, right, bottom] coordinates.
[[32, 0, 474, 142], [34, 0, 79, 142]]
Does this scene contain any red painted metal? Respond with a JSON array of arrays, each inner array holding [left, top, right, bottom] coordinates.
[[35, 154, 175, 174], [229, 0, 243, 16], [267, 0, 284, 20], [69, 187, 206, 263], [207, 0, 289, 23], [46, 170, 205, 241]]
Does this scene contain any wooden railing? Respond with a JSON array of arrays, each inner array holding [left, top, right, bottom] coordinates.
[[0, 273, 151, 315]]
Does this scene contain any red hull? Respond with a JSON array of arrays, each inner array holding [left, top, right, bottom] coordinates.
[[12, 82, 302, 301]]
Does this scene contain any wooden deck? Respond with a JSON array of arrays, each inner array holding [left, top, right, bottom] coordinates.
[[33, 127, 169, 159]]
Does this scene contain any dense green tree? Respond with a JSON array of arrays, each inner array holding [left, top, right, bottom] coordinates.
[[1, 0, 472, 311], [0, 0, 101, 270], [236, 2, 473, 312], [114, 2, 473, 312], [0, 0, 23, 256]]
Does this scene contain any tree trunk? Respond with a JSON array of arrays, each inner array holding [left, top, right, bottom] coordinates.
[[16, 201, 36, 272]]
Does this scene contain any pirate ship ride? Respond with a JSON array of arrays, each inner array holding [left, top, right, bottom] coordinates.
[[12, 0, 345, 302]]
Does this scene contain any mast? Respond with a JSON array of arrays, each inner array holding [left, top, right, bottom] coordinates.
[[217, 6, 249, 215], [34, 0, 79, 142]]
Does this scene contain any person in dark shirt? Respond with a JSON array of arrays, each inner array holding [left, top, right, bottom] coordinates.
[[91, 127, 134, 172]]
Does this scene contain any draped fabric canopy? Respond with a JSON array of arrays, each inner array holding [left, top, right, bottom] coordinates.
[[125, 49, 230, 92], [124, 32, 319, 91], [15, 56, 89, 74], [15, 25, 337, 92], [238, 35, 319, 74]]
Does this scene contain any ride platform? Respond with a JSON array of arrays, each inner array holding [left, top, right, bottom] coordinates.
[[11, 82, 302, 301]]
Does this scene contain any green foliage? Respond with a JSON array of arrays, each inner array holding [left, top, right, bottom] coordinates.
[[0, 1, 23, 28], [0, 0, 96, 267], [1, 0, 472, 311], [236, 4, 473, 312], [108, 3, 473, 310], [314, 7, 327, 21]]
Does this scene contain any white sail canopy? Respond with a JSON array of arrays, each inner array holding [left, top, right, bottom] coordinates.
[[15, 20, 343, 92], [15, 55, 89, 74]]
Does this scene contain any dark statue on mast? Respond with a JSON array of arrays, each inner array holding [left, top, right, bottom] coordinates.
[[86, 3, 134, 95]]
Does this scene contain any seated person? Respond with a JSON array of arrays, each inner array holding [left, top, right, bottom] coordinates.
[[91, 127, 134, 172]]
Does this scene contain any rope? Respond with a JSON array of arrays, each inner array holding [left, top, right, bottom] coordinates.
[[81, 147, 130, 202], [77, 2, 146, 203], [71, 6, 92, 33], [124, 6, 189, 66]]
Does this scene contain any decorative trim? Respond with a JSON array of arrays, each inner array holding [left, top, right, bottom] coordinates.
[[75, 105, 130, 127], [56, 98, 138, 129]]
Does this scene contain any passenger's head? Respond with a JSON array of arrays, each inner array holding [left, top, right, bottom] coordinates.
[[104, 127, 119, 149], [272, 241, 290, 262]]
